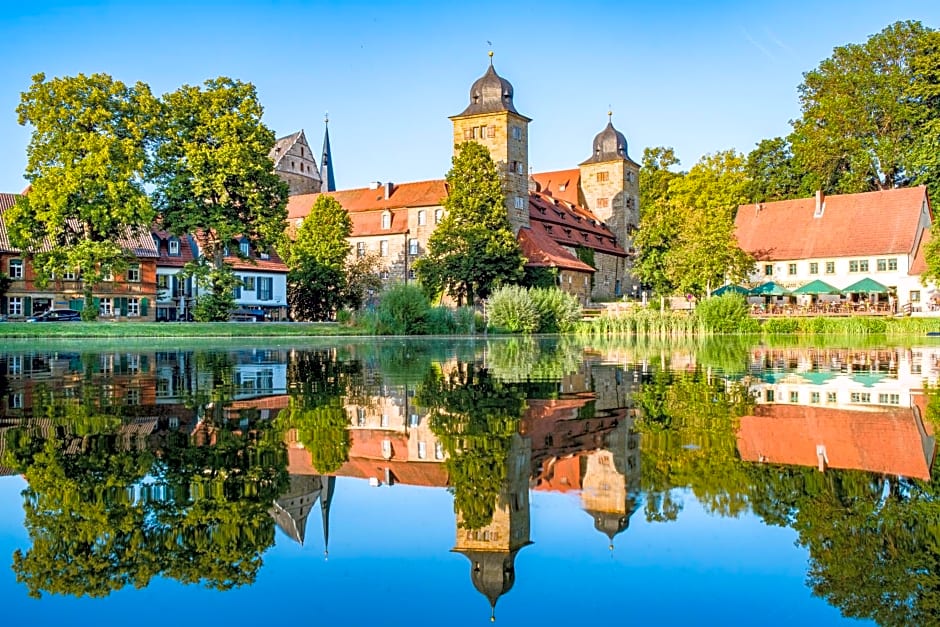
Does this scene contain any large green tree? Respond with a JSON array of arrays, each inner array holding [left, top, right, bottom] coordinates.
[[152, 78, 288, 319], [790, 20, 938, 195], [286, 196, 351, 320], [6, 73, 158, 317], [414, 142, 524, 305], [634, 147, 684, 295], [745, 137, 807, 202]]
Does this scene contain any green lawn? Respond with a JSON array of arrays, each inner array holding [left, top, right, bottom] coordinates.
[[0, 321, 367, 338]]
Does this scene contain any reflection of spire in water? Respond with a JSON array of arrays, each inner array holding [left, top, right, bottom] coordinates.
[[580, 414, 640, 549], [269, 474, 336, 555]]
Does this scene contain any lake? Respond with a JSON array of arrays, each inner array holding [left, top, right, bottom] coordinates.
[[0, 336, 936, 626]]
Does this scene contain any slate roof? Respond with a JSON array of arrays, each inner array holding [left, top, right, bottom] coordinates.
[[0, 193, 158, 258], [736, 403, 935, 480], [269, 131, 303, 168], [735, 186, 930, 261]]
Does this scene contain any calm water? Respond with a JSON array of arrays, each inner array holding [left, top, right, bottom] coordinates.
[[1, 337, 937, 626]]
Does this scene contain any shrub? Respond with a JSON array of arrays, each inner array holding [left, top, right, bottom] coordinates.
[[530, 287, 581, 333], [335, 309, 353, 326], [376, 283, 429, 335], [487, 285, 539, 333], [425, 306, 457, 334], [694, 294, 752, 334], [763, 317, 800, 334], [454, 306, 481, 334]]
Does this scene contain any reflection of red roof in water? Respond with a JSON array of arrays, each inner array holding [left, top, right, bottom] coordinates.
[[737, 404, 936, 481], [533, 454, 582, 493]]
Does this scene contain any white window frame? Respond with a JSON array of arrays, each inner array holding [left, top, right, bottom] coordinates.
[[7, 297, 22, 316], [417, 210, 426, 226], [128, 297, 140, 317], [409, 238, 419, 256], [380, 240, 389, 257], [99, 298, 113, 316], [127, 264, 141, 283], [8, 259, 23, 280], [168, 239, 181, 256], [381, 212, 391, 230]]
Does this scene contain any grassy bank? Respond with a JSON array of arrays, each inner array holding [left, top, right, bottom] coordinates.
[[0, 321, 366, 338]]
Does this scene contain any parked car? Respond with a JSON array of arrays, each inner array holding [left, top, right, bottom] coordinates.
[[27, 309, 82, 322]]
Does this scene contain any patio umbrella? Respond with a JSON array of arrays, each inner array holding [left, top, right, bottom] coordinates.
[[749, 281, 791, 296], [712, 284, 748, 296], [791, 279, 842, 295], [842, 277, 890, 294]]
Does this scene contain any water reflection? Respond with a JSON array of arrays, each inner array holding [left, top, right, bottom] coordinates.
[[0, 340, 937, 625]]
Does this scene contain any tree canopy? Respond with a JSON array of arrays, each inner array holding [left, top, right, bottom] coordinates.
[[414, 141, 524, 305], [286, 196, 351, 320], [6, 73, 159, 316]]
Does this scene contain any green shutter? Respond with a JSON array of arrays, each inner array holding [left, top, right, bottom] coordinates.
[[119, 297, 128, 316], [141, 297, 149, 316], [69, 299, 83, 311], [24, 297, 32, 316]]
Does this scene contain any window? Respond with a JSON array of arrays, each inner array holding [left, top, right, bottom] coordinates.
[[825, 261, 835, 274], [380, 240, 389, 257], [125, 388, 140, 406], [168, 239, 180, 256], [826, 392, 837, 403], [765, 390, 775, 402], [127, 264, 141, 282], [888, 258, 898, 271], [877, 258, 887, 272], [239, 240, 250, 256], [409, 269, 416, 280], [243, 276, 255, 291], [435, 442, 444, 460], [597, 198, 609, 208], [435, 208, 444, 224], [596, 171, 609, 182], [911, 290, 921, 302], [63, 269, 77, 280], [260, 251, 270, 260], [257, 277, 273, 300], [511, 125, 522, 140], [157, 275, 169, 290], [809, 262, 819, 274], [409, 239, 419, 255], [810, 391, 820, 404], [849, 260, 859, 272], [380, 413, 389, 427], [788, 263, 797, 275], [417, 441, 427, 459], [99, 298, 113, 316], [356, 407, 366, 426], [8, 259, 23, 279], [789, 391, 799, 403], [7, 297, 22, 316], [9, 392, 23, 409], [128, 297, 140, 317], [764, 264, 773, 276], [417, 210, 426, 226], [879, 393, 900, 405], [233, 284, 241, 299], [357, 242, 366, 258], [381, 212, 391, 229], [850, 392, 871, 404], [514, 196, 525, 209], [380, 270, 390, 280]]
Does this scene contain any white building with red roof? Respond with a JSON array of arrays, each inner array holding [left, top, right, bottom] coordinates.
[[735, 186, 935, 312]]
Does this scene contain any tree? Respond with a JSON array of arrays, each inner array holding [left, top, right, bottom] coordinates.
[[182, 257, 241, 322], [634, 147, 684, 295], [414, 142, 524, 305], [342, 252, 383, 310], [6, 73, 158, 317], [152, 77, 288, 319], [790, 21, 937, 194], [286, 196, 351, 320], [665, 151, 753, 296], [745, 137, 807, 202]]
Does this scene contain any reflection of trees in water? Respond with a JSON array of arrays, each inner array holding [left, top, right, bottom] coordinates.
[[419, 362, 526, 529], [634, 360, 940, 625], [2, 381, 287, 599]]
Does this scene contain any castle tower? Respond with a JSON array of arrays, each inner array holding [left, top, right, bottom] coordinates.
[[452, 432, 532, 621], [450, 53, 532, 234], [270, 130, 322, 196]]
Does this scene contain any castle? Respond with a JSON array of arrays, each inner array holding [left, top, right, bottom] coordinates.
[[281, 55, 640, 304]]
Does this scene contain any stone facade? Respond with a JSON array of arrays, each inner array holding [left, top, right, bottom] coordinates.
[[270, 130, 321, 196]]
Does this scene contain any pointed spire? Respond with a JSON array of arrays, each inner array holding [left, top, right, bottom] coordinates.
[[320, 113, 336, 192], [320, 475, 335, 558]]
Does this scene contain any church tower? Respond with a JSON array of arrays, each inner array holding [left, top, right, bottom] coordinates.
[[450, 53, 532, 234]]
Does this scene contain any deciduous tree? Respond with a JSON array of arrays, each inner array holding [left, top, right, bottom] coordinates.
[[414, 142, 524, 305], [286, 196, 351, 320]]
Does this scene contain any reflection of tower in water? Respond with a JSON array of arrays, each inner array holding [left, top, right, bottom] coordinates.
[[269, 474, 335, 556], [580, 415, 640, 551], [452, 432, 532, 622]]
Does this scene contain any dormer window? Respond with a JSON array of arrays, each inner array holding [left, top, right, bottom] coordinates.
[[168, 239, 180, 256], [381, 211, 391, 230], [239, 240, 250, 256]]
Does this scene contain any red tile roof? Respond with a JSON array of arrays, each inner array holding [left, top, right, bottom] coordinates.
[[735, 186, 930, 261], [530, 169, 581, 205], [736, 404, 935, 480], [333, 457, 449, 487], [287, 180, 447, 219], [518, 226, 594, 272], [152, 229, 196, 267], [529, 191, 626, 257], [349, 210, 409, 237], [910, 228, 932, 276]]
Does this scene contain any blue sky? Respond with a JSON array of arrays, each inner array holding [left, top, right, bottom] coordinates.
[[1, 0, 938, 193]]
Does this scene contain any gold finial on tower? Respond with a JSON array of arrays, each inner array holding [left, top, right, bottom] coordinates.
[[324, 111, 329, 125], [488, 50, 494, 65], [608, 106, 612, 123]]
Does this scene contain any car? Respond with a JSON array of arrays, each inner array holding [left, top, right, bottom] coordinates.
[[27, 309, 82, 322]]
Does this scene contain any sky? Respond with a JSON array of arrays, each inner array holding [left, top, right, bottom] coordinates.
[[1, 0, 939, 194]]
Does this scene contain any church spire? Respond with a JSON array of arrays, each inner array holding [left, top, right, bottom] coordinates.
[[320, 475, 335, 558], [320, 114, 336, 192]]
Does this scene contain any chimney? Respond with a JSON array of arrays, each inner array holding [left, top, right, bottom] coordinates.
[[369, 181, 382, 190], [385, 181, 394, 200], [815, 189, 825, 216], [816, 444, 828, 472]]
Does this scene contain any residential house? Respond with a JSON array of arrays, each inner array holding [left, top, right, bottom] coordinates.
[[0, 193, 158, 321]]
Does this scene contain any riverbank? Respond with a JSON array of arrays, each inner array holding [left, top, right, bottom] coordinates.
[[0, 321, 366, 338]]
